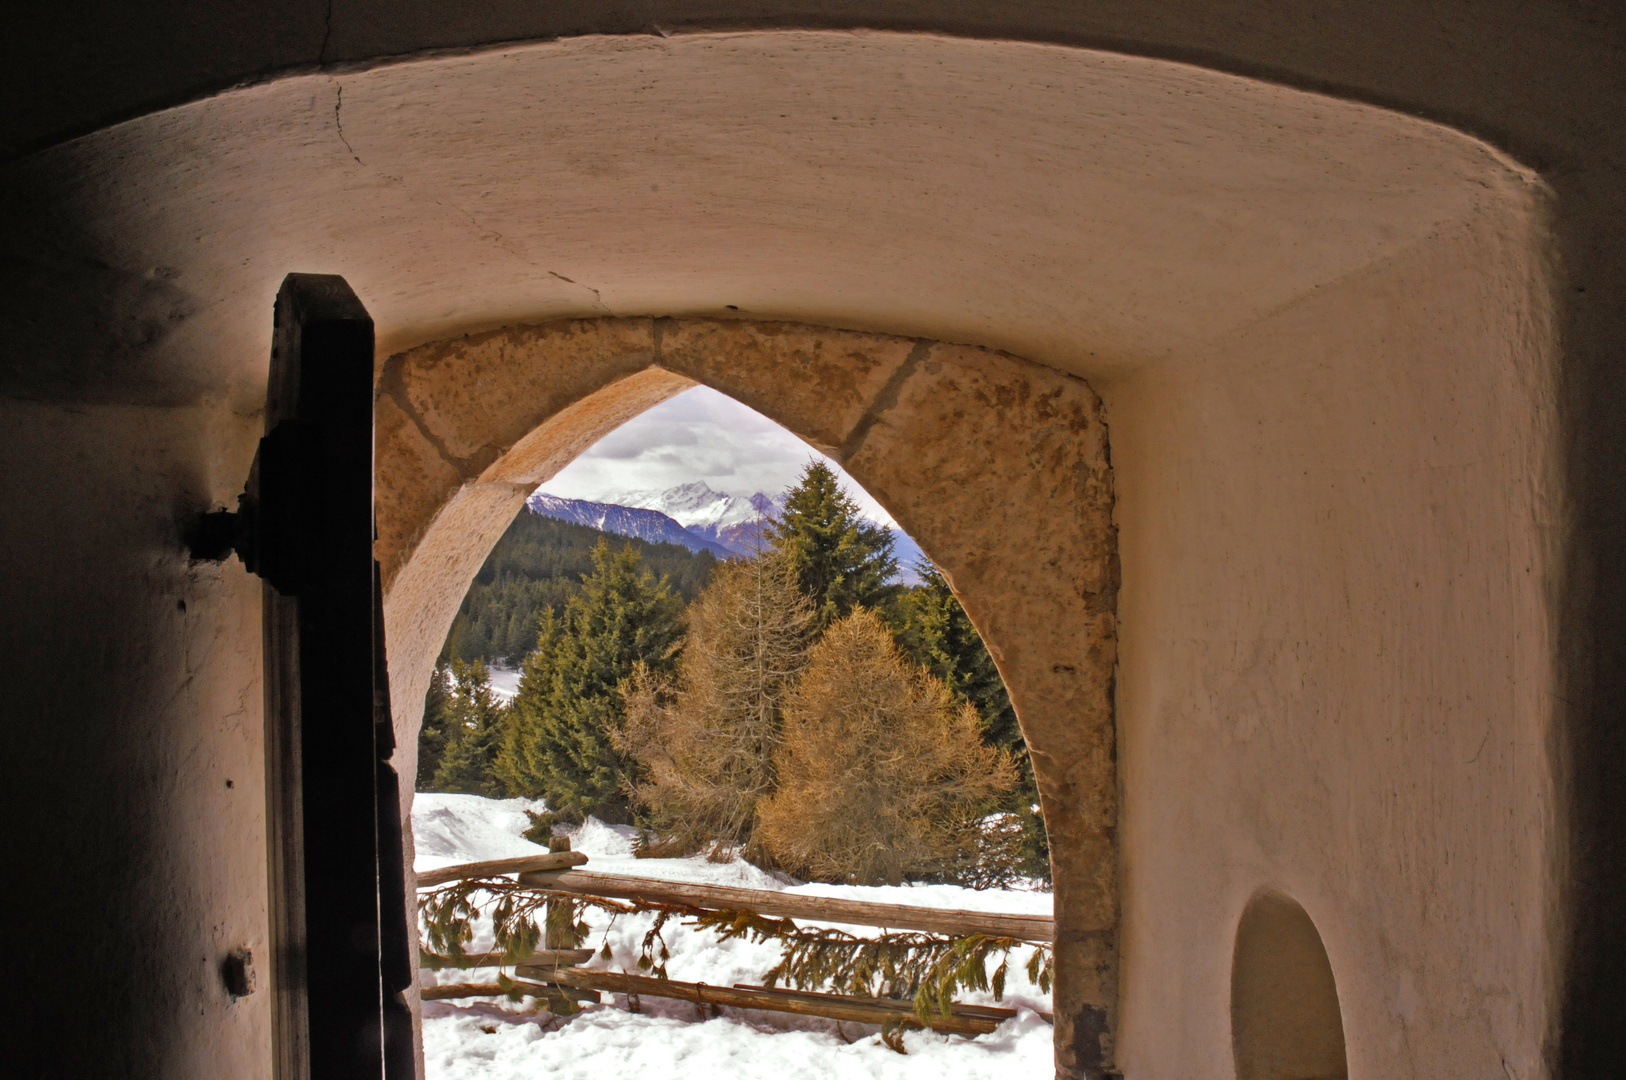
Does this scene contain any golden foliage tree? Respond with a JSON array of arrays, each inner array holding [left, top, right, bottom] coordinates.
[[617, 551, 813, 858], [757, 608, 1015, 885]]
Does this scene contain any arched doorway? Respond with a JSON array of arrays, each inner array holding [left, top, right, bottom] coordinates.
[[1231, 891, 1348, 1080], [376, 315, 1121, 1074]]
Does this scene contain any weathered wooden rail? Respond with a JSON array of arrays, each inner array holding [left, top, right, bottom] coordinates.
[[421, 967, 1033, 1034], [421, 947, 594, 969], [516, 965, 1013, 1034], [421, 979, 600, 1007], [516, 868, 1055, 941], [415, 851, 588, 888]]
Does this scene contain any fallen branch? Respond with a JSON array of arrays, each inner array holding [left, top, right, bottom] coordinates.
[[419, 877, 1054, 1023], [419, 979, 601, 1005], [689, 908, 1053, 1023], [737, 982, 1053, 1024]]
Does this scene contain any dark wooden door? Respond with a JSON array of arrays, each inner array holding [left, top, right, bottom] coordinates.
[[213, 275, 414, 1079]]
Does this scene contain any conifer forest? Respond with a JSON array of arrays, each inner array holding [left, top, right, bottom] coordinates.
[[419, 463, 1050, 886]]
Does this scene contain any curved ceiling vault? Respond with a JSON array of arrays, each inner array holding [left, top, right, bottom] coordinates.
[[1, 30, 1534, 410]]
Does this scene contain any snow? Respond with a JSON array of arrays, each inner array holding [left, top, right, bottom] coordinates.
[[614, 480, 772, 534], [422, 1002, 1056, 1080], [535, 385, 900, 528], [608, 480, 924, 584], [412, 792, 1054, 1079], [413, 793, 546, 871], [485, 667, 521, 703]]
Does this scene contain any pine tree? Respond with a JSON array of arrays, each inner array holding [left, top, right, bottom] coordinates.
[[416, 658, 454, 790], [891, 561, 1050, 880], [495, 539, 685, 822], [431, 659, 505, 795], [756, 608, 1015, 886], [617, 551, 812, 857], [769, 461, 898, 632]]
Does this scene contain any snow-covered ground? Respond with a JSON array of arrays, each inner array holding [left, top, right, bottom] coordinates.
[[413, 793, 1054, 1080], [484, 667, 521, 704]]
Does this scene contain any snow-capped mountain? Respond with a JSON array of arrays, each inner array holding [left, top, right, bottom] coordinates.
[[611, 481, 785, 544], [526, 492, 736, 558]]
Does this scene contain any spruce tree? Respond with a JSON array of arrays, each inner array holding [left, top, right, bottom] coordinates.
[[617, 551, 812, 857], [892, 562, 1018, 744], [892, 560, 1050, 880], [770, 461, 898, 632], [495, 540, 685, 822], [431, 659, 505, 795], [416, 658, 454, 790]]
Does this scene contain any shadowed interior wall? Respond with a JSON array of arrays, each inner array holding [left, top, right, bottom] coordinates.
[[0, 399, 268, 1076], [0, 15, 1600, 1080]]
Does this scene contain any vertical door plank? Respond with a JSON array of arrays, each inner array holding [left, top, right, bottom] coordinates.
[[255, 274, 409, 1080]]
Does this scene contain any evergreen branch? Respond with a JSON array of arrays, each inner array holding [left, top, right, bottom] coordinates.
[[688, 908, 1044, 1025]]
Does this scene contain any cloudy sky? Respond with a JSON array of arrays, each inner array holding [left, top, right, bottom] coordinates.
[[539, 386, 897, 525]]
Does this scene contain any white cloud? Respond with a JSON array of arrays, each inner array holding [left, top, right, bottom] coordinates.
[[539, 386, 897, 526]]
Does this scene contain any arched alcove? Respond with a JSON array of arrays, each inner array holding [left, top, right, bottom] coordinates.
[[1231, 891, 1348, 1080]]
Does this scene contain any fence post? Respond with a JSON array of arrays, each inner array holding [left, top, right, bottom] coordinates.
[[545, 835, 579, 950]]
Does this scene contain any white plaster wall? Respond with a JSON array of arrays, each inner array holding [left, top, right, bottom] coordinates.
[[1110, 198, 1559, 1078]]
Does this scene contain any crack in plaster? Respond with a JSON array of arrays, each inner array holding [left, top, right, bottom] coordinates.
[[328, 80, 553, 277], [548, 270, 612, 315], [332, 84, 362, 165]]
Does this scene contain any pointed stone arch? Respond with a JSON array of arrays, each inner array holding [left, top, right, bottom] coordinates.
[[375, 315, 1119, 1074]]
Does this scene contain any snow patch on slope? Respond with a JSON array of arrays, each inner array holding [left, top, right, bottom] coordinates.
[[603, 480, 924, 582], [422, 1005, 1056, 1080]]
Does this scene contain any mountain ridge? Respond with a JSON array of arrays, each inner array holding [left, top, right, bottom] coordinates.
[[611, 480, 787, 544], [529, 481, 926, 583], [525, 492, 736, 558]]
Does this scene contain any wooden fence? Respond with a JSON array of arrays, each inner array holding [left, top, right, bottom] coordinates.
[[416, 849, 1054, 1033]]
